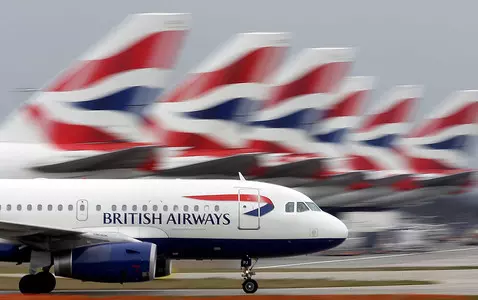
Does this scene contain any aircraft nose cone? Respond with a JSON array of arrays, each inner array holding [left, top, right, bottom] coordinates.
[[327, 213, 348, 239]]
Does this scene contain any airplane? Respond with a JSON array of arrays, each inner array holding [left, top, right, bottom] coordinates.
[[352, 89, 478, 208], [295, 85, 424, 208], [0, 13, 190, 178], [245, 47, 356, 180], [0, 176, 348, 294], [146, 32, 291, 177]]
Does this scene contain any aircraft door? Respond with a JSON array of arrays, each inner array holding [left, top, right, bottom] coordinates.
[[76, 199, 88, 221], [238, 188, 260, 230]]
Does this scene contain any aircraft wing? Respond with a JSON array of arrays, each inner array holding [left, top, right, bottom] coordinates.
[[0, 220, 139, 252], [414, 171, 475, 187], [31, 145, 156, 173]]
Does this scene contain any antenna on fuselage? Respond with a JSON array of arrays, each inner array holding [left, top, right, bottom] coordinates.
[[238, 172, 246, 181]]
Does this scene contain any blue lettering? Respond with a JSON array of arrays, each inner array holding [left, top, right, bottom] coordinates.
[[103, 213, 112, 224], [152, 213, 162, 224], [183, 213, 192, 225], [114, 213, 122, 225], [143, 213, 151, 225], [167, 213, 177, 225], [213, 213, 222, 225], [205, 214, 214, 225], [223, 213, 231, 225], [192, 214, 205, 225]]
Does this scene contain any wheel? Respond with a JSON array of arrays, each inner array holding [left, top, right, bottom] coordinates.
[[19, 274, 36, 294], [242, 278, 258, 294], [36, 272, 56, 293]]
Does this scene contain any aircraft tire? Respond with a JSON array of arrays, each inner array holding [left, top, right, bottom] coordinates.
[[36, 272, 56, 293], [19, 274, 36, 294], [242, 278, 258, 294]]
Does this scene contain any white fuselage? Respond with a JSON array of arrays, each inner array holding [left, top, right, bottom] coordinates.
[[0, 178, 347, 259]]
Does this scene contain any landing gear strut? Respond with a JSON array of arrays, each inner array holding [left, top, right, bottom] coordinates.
[[19, 270, 56, 294], [241, 255, 258, 294]]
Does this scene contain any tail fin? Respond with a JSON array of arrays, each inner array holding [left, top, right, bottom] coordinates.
[[156, 32, 290, 150], [401, 90, 478, 172], [348, 85, 423, 171], [311, 76, 374, 145], [247, 47, 355, 154], [0, 13, 190, 150]]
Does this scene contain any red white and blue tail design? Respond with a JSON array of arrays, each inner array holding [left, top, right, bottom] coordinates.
[[247, 48, 355, 155], [155, 32, 290, 154], [400, 90, 478, 174], [0, 13, 190, 151], [309, 76, 374, 176], [347, 85, 423, 176]]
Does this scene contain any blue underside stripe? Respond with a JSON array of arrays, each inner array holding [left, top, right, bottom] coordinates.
[[252, 108, 322, 131], [360, 134, 398, 148], [313, 128, 348, 143], [70, 86, 163, 116], [424, 135, 469, 151], [184, 98, 258, 123]]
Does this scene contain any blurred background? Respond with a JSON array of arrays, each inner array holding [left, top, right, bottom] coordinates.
[[0, 0, 477, 256]]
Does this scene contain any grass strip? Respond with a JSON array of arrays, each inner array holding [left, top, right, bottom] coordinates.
[[0, 277, 435, 290]]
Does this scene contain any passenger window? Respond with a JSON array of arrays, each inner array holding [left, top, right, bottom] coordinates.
[[27, 204, 32, 211], [37, 204, 42, 211], [163, 205, 168, 212], [58, 204, 63, 211], [214, 205, 220, 212], [17, 204, 22, 211], [68, 204, 73, 211], [111, 205, 117, 212], [297, 202, 309, 212], [173, 205, 179, 212], [47, 205, 53, 211], [204, 205, 210, 212], [6, 204, 11, 211], [122, 205, 127, 211], [142, 205, 148, 212], [96, 205, 101, 211], [152, 205, 158, 212], [194, 205, 199, 212], [132, 205, 137, 212], [285, 202, 294, 213], [183, 205, 189, 212]]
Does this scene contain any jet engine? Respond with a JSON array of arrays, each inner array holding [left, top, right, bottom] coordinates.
[[54, 242, 156, 283]]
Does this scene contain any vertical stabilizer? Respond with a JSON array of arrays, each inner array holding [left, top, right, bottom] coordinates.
[[0, 13, 190, 151]]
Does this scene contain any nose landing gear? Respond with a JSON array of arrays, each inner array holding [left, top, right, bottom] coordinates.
[[241, 255, 258, 294]]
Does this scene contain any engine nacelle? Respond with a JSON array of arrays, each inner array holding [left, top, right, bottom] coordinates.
[[54, 242, 157, 283], [155, 257, 172, 278]]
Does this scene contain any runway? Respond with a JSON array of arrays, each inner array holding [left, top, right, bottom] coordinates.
[[0, 283, 475, 296], [1, 245, 477, 296]]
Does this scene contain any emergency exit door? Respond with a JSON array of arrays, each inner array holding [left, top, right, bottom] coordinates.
[[238, 188, 260, 230]]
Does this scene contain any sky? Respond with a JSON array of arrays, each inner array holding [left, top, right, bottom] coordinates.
[[0, 0, 476, 169]]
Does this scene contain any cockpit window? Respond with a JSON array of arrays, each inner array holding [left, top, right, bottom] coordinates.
[[306, 202, 321, 211], [285, 202, 294, 213], [297, 202, 309, 212]]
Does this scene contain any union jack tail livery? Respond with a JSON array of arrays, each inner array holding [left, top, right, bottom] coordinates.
[[148, 32, 290, 175], [399, 90, 478, 187], [248, 47, 355, 155], [0, 13, 190, 151], [156, 32, 290, 152], [347, 85, 423, 181], [310, 76, 374, 177], [245, 47, 355, 177]]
